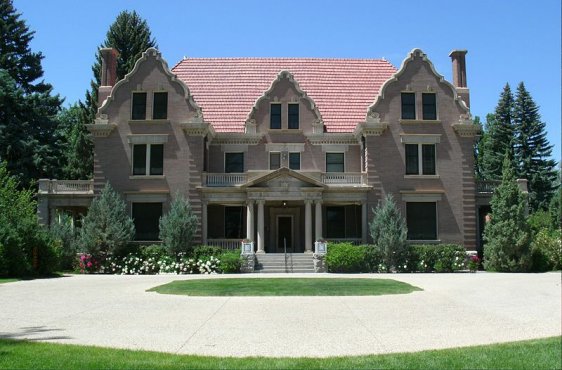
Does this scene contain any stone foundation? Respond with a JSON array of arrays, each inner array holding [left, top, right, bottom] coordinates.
[[240, 253, 256, 273], [313, 253, 326, 273]]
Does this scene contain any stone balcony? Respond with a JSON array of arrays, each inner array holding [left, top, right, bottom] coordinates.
[[38, 179, 94, 194]]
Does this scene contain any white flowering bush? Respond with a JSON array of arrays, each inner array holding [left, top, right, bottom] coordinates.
[[99, 252, 221, 275]]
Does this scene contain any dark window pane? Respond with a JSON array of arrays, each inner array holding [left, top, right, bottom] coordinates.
[[225, 153, 244, 173], [326, 207, 345, 238], [289, 152, 300, 170], [422, 144, 436, 175], [326, 153, 344, 172], [288, 104, 299, 129], [407, 202, 437, 240], [132, 203, 162, 241], [401, 92, 415, 119], [153, 92, 168, 119], [133, 144, 147, 175], [270, 104, 281, 129], [132, 92, 147, 120], [150, 144, 164, 175], [405, 144, 419, 175], [225, 207, 244, 238], [270, 152, 280, 170], [422, 93, 437, 120]]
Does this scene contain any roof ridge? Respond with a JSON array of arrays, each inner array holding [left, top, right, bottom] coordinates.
[[177, 57, 392, 62]]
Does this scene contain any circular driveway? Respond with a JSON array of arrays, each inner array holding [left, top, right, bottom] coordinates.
[[0, 272, 560, 357]]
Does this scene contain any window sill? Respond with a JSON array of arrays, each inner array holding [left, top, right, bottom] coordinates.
[[129, 175, 166, 180], [269, 129, 303, 133], [404, 175, 440, 179], [400, 119, 441, 124], [128, 119, 170, 124]]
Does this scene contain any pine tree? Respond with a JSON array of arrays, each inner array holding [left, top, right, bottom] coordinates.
[[483, 154, 531, 272], [479, 85, 516, 180], [79, 183, 135, 258], [369, 194, 408, 270], [513, 82, 558, 211], [159, 193, 199, 256], [0, 0, 62, 187]]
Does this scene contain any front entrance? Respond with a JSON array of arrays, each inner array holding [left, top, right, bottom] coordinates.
[[276, 215, 293, 252]]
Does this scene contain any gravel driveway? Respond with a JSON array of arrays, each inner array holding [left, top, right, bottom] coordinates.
[[0, 272, 560, 357]]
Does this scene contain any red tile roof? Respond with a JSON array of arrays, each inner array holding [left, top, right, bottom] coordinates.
[[172, 58, 397, 133]]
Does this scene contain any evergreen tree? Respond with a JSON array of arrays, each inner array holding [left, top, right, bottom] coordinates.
[[479, 85, 516, 180], [513, 82, 557, 211], [55, 105, 93, 179], [159, 193, 199, 256], [369, 194, 408, 270], [0, 0, 62, 187], [549, 186, 561, 229], [483, 154, 531, 272], [79, 183, 135, 258]]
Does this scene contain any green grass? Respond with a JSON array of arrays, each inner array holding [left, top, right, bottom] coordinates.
[[0, 278, 19, 284], [148, 278, 421, 296], [0, 337, 559, 369]]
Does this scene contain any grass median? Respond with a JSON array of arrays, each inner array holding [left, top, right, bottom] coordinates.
[[148, 277, 421, 296]]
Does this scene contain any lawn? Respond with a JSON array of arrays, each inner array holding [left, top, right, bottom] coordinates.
[[148, 277, 421, 296], [0, 278, 19, 284], [0, 337, 559, 369]]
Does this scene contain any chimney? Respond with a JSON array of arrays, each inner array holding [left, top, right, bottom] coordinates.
[[449, 49, 469, 107], [98, 48, 119, 109]]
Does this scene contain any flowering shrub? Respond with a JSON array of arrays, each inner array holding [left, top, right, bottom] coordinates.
[[78, 254, 100, 274], [468, 255, 480, 272]]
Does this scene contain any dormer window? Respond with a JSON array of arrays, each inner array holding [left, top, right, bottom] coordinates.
[[153, 92, 168, 119], [422, 93, 437, 120], [132, 92, 147, 120], [401, 92, 415, 120], [270, 104, 281, 129], [288, 104, 299, 129]]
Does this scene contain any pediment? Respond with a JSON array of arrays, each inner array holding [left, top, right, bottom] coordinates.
[[244, 167, 325, 189]]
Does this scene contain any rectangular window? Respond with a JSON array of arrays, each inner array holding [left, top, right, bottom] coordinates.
[[153, 92, 168, 120], [422, 93, 437, 120], [405, 144, 419, 175], [401, 92, 416, 120], [132, 203, 162, 241], [422, 144, 436, 175], [407, 202, 437, 240], [133, 144, 147, 175], [132, 92, 147, 120], [326, 153, 344, 173], [288, 104, 299, 129], [132, 144, 164, 176], [289, 152, 300, 170], [224, 206, 244, 239], [270, 152, 281, 170], [326, 207, 346, 239], [270, 104, 281, 129], [225, 152, 244, 173]]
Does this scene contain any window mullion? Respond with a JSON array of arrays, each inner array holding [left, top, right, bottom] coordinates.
[[146, 144, 151, 175], [418, 144, 423, 175]]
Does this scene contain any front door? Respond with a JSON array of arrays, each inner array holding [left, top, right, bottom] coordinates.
[[277, 216, 293, 252]]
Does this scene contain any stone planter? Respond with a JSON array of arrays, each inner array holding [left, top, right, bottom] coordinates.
[[314, 241, 327, 254]]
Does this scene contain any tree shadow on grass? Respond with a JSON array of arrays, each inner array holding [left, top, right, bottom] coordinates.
[[0, 326, 72, 341]]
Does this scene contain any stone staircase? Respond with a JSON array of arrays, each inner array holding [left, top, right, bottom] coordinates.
[[254, 253, 315, 273]]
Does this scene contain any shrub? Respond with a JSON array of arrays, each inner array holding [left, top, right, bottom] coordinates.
[[325, 243, 366, 273], [140, 244, 168, 261], [219, 251, 242, 273], [410, 244, 466, 272], [369, 194, 408, 270], [549, 187, 561, 230], [159, 193, 199, 256], [192, 245, 223, 260], [363, 244, 387, 272], [79, 183, 135, 259], [483, 155, 531, 272], [527, 210, 553, 236], [531, 229, 562, 271], [50, 213, 78, 270]]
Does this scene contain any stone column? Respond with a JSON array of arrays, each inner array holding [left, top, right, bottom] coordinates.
[[305, 200, 312, 253], [257, 200, 265, 254], [362, 201, 368, 244], [315, 200, 322, 240], [246, 200, 254, 242], [201, 200, 208, 245]]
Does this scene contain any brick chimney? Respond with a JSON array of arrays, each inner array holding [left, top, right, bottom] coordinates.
[[449, 49, 470, 108], [98, 48, 119, 109]]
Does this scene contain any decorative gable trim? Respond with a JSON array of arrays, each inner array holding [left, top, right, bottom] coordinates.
[[366, 48, 470, 120], [243, 167, 326, 189], [245, 70, 324, 132], [98, 48, 203, 121]]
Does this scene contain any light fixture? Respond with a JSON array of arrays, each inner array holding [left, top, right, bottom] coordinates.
[[282, 201, 287, 207]]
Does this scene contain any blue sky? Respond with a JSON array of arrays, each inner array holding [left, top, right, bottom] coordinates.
[[14, 0, 561, 161]]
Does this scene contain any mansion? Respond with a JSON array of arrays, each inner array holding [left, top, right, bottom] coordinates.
[[38, 47, 499, 255]]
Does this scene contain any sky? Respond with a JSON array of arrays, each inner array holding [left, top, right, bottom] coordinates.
[[13, 0, 561, 161]]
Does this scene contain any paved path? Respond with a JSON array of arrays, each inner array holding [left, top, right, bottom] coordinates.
[[0, 273, 560, 357]]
